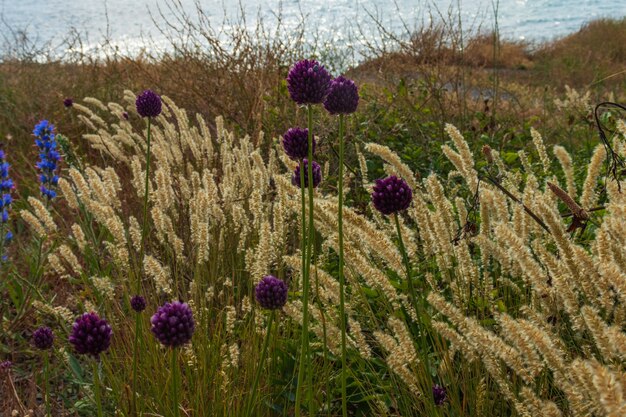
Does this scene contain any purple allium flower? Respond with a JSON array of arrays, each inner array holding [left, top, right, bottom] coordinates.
[[282, 127, 316, 161], [32, 326, 54, 350], [130, 295, 146, 313], [135, 89, 162, 118], [323, 76, 359, 115], [0, 149, 14, 262], [69, 312, 112, 357], [150, 301, 195, 347], [291, 159, 322, 189], [286, 59, 332, 105], [0, 360, 11, 372], [63, 98, 73, 108], [433, 384, 447, 406], [255, 275, 288, 310], [33, 120, 60, 201], [371, 175, 413, 215]]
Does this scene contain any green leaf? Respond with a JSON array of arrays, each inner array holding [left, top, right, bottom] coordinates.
[[502, 152, 519, 164], [68, 353, 85, 383], [361, 287, 379, 298], [6, 279, 24, 309], [72, 399, 93, 413]]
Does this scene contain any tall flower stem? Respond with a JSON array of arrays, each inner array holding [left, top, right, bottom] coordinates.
[[337, 113, 348, 417], [295, 105, 315, 416], [138, 117, 152, 291], [92, 360, 103, 417], [299, 159, 307, 304], [393, 213, 430, 363], [43, 351, 51, 417], [131, 312, 142, 416], [171, 348, 180, 417], [393, 213, 420, 318], [245, 310, 275, 417]]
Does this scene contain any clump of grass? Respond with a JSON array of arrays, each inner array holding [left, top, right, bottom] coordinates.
[[2, 81, 624, 415], [534, 18, 626, 89]]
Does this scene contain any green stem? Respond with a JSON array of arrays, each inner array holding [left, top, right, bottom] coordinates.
[[294, 171, 306, 413], [312, 251, 329, 415], [245, 310, 275, 417], [93, 360, 103, 417], [138, 117, 152, 292], [295, 104, 315, 417], [44, 351, 51, 417], [131, 311, 141, 416], [393, 213, 431, 369], [393, 213, 420, 318], [300, 159, 307, 298], [172, 348, 180, 417], [337, 114, 348, 417]]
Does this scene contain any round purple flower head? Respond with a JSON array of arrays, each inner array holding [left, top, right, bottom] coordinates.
[[150, 301, 195, 347], [292, 159, 322, 189], [282, 127, 316, 161], [324, 76, 359, 115], [371, 175, 413, 215], [69, 312, 112, 357], [63, 98, 73, 108], [130, 295, 146, 313], [135, 89, 162, 118], [32, 326, 54, 350], [0, 360, 12, 372], [255, 275, 288, 310], [433, 384, 447, 406], [287, 59, 332, 105]]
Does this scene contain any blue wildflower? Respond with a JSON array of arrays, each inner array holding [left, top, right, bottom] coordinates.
[[0, 149, 14, 263], [33, 120, 61, 201]]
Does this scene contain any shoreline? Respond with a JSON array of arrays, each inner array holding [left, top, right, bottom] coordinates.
[[0, 17, 623, 181], [2, 0, 621, 55]]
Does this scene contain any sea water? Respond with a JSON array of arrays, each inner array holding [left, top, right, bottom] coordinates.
[[1, 0, 623, 58]]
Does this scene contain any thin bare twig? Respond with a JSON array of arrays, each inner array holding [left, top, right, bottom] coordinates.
[[480, 173, 550, 233], [594, 101, 626, 192]]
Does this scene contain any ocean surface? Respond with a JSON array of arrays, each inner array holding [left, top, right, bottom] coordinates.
[[1, 0, 624, 59]]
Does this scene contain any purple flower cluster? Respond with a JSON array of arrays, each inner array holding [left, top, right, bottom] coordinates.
[[135, 90, 162, 118], [33, 120, 60, 201], [292, 159, 322, 189], [130, 295, 146, 312], [255, 275, 288, 310], [371, 175, 413, 215], [323, 76, 359, 115], [287, 60, 332, 105], [63, 98, 73, 108], [282, 128, 316, 161], [69, 312, 112, 357], [32, 326, 54, 350], [150, 301, 195, 347], [433, 384, 447, 405], [0, 150, 14, 261]]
